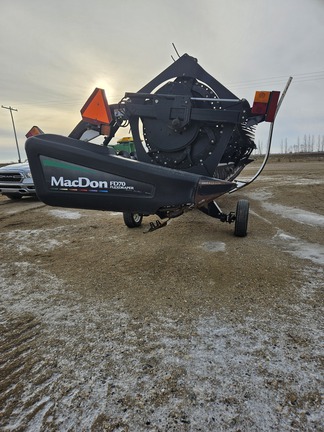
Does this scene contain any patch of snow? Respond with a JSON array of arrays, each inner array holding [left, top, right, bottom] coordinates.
[[0, 227, 69, 252], [264, 203, 324, 227], [274, 231, 324, 266], [200, 241, 226, 252], [244, 189, 273, 201], [0, 261, 323, 431], [47, 209, 82, 219], [241, 175, 324, 187], [299, 267, 324, 300]]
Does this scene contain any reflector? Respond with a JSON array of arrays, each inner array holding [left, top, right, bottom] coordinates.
[[100, 124, 111, 136], [253, 91, 270, 103], [265, 91, 280, 122], [251, 90, 280, 122], [81, 88, 112, 125], [25, 125, 44, 138], [251, 101, 268, 115]]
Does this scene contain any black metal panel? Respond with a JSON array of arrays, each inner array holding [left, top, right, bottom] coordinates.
[[138, 54, 238, 99], [26, 134, 234, 215]]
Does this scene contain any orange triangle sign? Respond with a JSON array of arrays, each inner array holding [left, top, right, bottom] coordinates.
[[81, 88, 112, 125]]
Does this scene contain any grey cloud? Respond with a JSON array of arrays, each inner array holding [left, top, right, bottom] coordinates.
[[1, 0, 323, 161]]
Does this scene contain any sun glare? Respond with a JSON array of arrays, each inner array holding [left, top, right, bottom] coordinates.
[[87, 77, 119, 105]]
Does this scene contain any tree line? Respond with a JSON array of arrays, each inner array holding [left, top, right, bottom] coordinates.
[[256, 134, 324, 155]]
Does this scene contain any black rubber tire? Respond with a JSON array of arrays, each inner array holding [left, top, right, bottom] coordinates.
[[5, 194, 22, 200], [234, 199, 249, 237], [123, 212, 143, 228]]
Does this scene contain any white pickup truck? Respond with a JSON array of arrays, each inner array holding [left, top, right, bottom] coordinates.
[[0, 161, 36, 199]]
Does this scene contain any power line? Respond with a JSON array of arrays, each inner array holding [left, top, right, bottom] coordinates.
[[224, 70, 324, 92]]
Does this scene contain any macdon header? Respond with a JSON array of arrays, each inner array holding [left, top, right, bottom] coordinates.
[[50, 176, 134, 190]]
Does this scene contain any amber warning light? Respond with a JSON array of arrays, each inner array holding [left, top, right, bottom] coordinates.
[[81, 88, 113, 126], [25, 125, 44, 138], [251, 90, 280, 123]]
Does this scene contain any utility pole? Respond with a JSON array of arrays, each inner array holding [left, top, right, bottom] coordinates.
[[1, 105, 22, 163]]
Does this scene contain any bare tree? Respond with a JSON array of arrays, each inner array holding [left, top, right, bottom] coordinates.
[[303, 134, 307, 152], [257, 140, 263, 155]]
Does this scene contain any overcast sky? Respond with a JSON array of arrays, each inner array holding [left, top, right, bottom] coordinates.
[[1, 0, 323, 162]]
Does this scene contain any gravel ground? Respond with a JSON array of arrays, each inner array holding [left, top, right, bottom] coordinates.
[[0, 160, 323, 431]]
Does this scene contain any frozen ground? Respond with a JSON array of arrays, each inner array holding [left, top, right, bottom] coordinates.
[[0, 161, 323, 431]]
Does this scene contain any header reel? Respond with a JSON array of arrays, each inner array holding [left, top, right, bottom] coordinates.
[[104, 54, 257, 182]]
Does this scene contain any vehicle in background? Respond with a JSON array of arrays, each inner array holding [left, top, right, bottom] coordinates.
[[108, 136, 136, 158], [0, 161, 36, 199]]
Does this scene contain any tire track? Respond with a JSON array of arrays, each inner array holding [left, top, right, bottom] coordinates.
[[0, 310, 54, 430]]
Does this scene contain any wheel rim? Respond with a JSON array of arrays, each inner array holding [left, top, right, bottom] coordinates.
[[133, 213, 142, 223]]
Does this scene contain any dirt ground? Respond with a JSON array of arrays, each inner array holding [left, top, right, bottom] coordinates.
[[0, 160, 323, 431]]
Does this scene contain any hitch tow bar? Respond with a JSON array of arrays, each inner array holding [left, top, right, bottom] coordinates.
[[144, 219, 169, 233]]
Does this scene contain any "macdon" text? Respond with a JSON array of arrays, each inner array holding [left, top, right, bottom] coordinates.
[[51, 176, 108, 188]]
